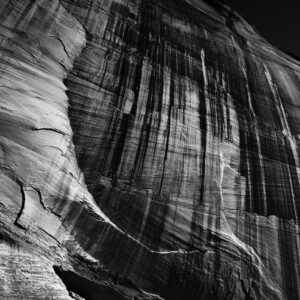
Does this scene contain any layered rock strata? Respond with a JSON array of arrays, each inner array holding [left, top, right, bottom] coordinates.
[[0, 0, 299, 299]]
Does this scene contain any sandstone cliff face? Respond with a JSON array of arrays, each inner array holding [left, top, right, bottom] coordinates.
[[0, 0, 299, 299]]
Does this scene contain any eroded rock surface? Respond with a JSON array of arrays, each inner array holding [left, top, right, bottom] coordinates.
[[0, 0, 299, 299]]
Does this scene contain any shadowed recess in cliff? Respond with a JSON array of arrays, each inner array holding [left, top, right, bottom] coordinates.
[[53, 266, 124, 300]]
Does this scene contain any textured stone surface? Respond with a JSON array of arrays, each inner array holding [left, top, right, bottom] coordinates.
[[0, 0, 300, 299]]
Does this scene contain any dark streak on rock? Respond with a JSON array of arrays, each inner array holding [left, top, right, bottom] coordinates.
[[14, 182, 26, 230]]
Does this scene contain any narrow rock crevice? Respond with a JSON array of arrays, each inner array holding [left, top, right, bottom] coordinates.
[[14, 183, 26, 230], [32, 127, 67, 135], [53, 266, 131, 300]]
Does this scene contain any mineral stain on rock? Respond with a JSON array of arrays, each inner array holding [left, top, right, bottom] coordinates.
[[0, 0, 300, 299]]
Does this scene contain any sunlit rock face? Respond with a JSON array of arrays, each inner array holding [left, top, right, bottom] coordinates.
[[0, 0, 300, 299]]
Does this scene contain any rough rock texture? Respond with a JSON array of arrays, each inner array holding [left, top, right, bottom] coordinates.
[[0, 0, 300, 299]]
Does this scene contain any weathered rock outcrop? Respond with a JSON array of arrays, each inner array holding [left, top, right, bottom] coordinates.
[[0, 0, 299, 299]]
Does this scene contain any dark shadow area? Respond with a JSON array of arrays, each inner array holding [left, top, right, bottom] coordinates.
[[0, 230, 17, 246], [53, 266, 125, 300]]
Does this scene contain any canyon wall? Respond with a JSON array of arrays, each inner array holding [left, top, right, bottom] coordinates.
[[0, 0, 299, 299]]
